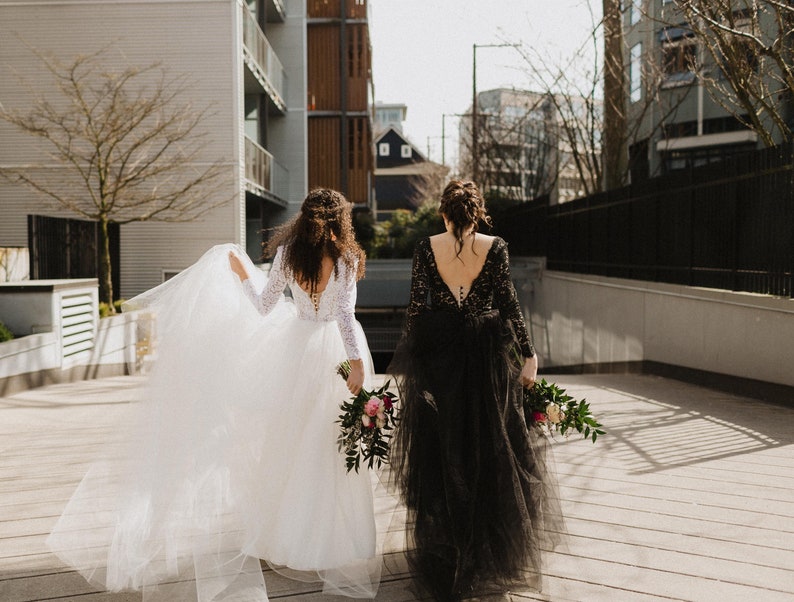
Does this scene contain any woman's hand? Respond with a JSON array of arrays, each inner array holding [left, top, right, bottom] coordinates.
[[346, 358, 364, 396], [228, 251, 249, 281], [520, 355, 538, 388]]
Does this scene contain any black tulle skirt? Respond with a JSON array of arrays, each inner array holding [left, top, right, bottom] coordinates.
[[387, 309, 563, 601]]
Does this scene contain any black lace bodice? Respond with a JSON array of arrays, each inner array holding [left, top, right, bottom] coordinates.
[[405, 236, 535, 357]]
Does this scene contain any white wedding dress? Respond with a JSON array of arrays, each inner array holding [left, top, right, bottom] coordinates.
[[46, 244, 382, 601]]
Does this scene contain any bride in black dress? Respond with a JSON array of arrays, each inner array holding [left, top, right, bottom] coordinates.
[[388, 180, 563, 601]]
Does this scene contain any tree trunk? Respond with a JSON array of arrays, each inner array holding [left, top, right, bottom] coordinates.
[[602, 0, 628, 190], [98, 216, 115, 312]]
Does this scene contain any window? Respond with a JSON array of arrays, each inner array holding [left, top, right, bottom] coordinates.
[[630, 0, 642, 26], [630, 43, 642, 102], [660, 26, 697, 85], [378, 143, 390, 156], [400, 144, 412, 158]]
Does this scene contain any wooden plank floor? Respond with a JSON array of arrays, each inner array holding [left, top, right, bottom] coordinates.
[[1, 373, 792, 601]]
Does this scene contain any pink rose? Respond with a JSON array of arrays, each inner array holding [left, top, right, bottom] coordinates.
[[382, 396, 393, 411], [365, 398, 381, 417], [532, 411, 546, 423]]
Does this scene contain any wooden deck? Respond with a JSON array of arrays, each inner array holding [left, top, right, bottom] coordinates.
[[1, 373, 793, 601]]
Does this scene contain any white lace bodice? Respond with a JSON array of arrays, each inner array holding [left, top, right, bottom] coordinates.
[[241, 246, 362, 360]]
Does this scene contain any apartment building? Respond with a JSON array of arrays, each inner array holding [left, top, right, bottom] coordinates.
[[0, 0, 373, 298], [623, 0, 792, 179], [460, 88, 594, 204]]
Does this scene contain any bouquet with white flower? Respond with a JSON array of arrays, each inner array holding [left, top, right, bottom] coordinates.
[[523, 378, 605, 443], [524, 379, 605, 443], [511, 347, 604, 442], [335, 361, 399, 473]]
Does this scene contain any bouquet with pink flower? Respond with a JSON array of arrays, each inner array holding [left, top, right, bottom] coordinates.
[[511, 348, 604, 442], [335, 360, 399, 473], [523, 378, 605, 443]]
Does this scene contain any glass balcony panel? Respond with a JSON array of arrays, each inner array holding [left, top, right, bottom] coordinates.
[[244, 136, 288, 204], [242, 3, 287, 111]]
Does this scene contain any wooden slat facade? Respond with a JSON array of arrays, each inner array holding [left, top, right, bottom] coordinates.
[[307, 25, 341, 110], [308, 118, 342, 191], [346, 23, 370, 110], [307, 2, 373, 205], [307, 0, 368, 20], [346, 116, 372, 202]]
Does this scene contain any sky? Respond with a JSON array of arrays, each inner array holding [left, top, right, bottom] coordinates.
[[368, 0, 600, 170]]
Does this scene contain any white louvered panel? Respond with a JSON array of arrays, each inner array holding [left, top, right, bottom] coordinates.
[[63, 329, 94, 348], [61, 293, 95, 358], [62, 303, 93, 315], [61, 293, 93, 308], [62, 321, 94, 339], [63, 341, 94, 360], [62, 312, 94, 328]]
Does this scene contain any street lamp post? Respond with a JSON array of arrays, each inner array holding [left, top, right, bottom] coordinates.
[[441, 113, 458, 167], [471, 43, 520, 184], [472, 44, 479, 182]]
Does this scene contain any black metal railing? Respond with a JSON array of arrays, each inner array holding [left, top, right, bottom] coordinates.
[[495, 142, 794, 298]]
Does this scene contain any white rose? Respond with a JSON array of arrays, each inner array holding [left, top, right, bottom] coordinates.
[[546, 403, 564, 424]]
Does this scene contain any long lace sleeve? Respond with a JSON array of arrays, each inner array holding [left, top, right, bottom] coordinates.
[[332, 258, 362, 360], [492, 239, 535, 357], [405, 238, 431, 335], [241, 246, 288, 317]]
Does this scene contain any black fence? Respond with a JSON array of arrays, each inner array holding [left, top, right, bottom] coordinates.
[[495, 143, 794, 298], [28, 215, 120, 302]]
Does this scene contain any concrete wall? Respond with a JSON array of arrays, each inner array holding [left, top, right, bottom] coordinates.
[[525, 270, 794, 388]]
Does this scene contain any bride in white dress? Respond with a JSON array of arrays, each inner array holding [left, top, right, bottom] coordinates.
[[46, 189, 382, 601]]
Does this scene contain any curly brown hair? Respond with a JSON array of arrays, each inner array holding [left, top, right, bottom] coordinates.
[[439, 179, 492, 258], [264, 188, 365, 292]]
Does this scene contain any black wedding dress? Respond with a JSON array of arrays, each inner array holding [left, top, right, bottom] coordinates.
[[388, 236, 563, 601]]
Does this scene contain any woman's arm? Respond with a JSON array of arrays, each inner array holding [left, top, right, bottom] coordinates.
[[230, 247, 288, 317], [491, 239, 537, 386], [404, 238, 430, 335], [332, 258, 365, 395]]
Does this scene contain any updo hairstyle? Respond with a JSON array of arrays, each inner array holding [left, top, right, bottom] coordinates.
[[439, 180, 492, 257]]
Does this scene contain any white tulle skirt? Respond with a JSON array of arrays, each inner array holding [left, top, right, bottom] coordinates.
[[46, 244, 381, 601]]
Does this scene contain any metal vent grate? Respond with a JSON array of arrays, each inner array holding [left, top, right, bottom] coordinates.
[[60, 293, 96, 361]]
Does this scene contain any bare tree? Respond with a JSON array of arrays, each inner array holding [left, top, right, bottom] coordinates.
[[0, 49, 230, 309], [603, 0, 628, 190], [659, 0, 794, 146], [405, 161, 450, 208], [515, 1, 695, 193], [0, 247, 28, 282], [458, 90, 557, 202]]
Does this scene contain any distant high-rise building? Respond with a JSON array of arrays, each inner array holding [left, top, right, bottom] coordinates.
[[460, 88, 596, 204]]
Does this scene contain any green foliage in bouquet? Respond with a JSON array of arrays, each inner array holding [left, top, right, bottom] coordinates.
[[523, 378, 605, 443], [336, 360, 399, 473]]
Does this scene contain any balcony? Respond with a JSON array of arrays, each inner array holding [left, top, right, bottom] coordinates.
[[242, 3, 286, 112], [245, 136, 288, 205], [265, 0, 286, 22]]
